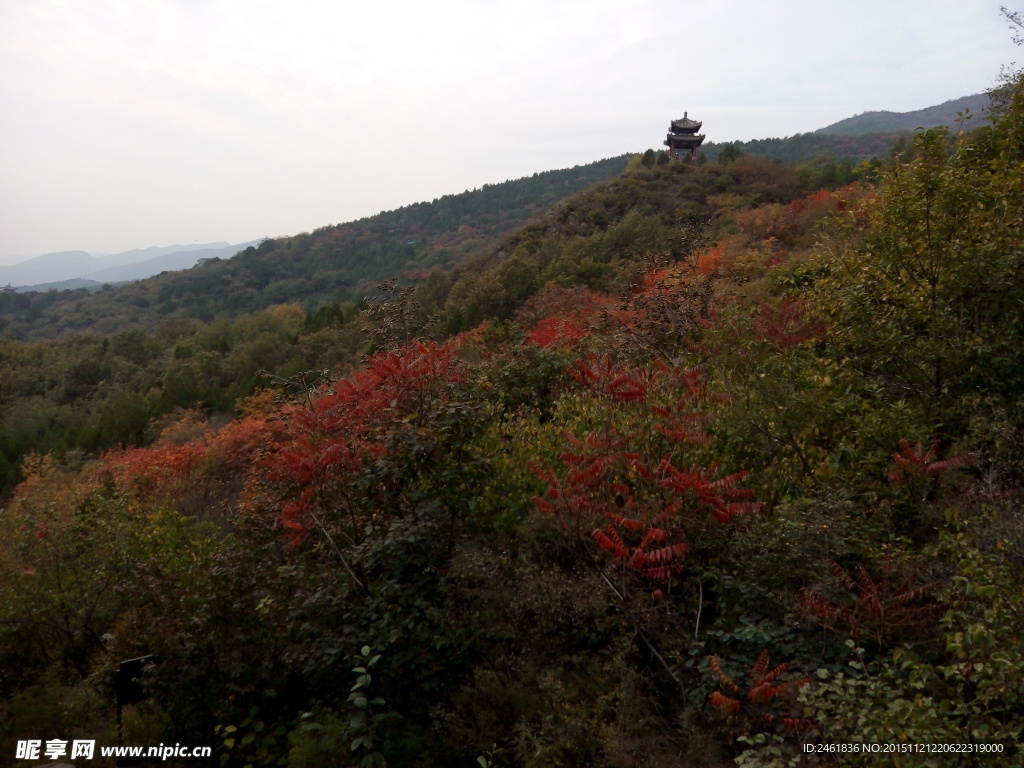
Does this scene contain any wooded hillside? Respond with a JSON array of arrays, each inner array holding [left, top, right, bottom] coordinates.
[[1, 73, 1022, 768], [0, 157, 629, 342]]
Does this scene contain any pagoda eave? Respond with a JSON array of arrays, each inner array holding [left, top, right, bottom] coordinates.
[[665, 134, 705, 146]]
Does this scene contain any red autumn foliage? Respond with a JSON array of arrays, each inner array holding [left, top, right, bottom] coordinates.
[[571, 354, 653, 402], [106, 441, 206, 493], [799, 561, 944, 645], [787, 188, 839, 219], [571, 356, 727, 416], [693, 244, 725, 276], [604, 263, 717, 359], [730, 184, 876, 252], [753, 297, 826, 351], [656, 460, 760, 524], [710, 690, 742, 713], [709, 651, 813, 731], [532, 351, 759, 584], [592, 499, 691, 581], [258, 339, 467, 546], [528, 316, 587, 348], [518, 284, 613, 349], [887, 439, 972, 484], [104, 415, 281, 499], [532, 442, 707, 583]]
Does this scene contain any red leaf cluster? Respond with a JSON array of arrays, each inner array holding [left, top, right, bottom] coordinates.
[[887, 438, 972, 484], [519, 284, 612, 349], [799, 561, 943, 644], [657, 461, 759, 523], [528, 316, 587, 348], [694, 244, 724, 276], [709, 651, 812, 731], [571, 355, 652, 402], [104, 415, 281, 500], [753, 297, 825, 351], [532, 354, 760, 584], [259, 339, 467, 545]]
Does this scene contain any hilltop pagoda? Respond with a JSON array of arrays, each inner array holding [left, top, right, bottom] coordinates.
[[664, 112, 705, 160]]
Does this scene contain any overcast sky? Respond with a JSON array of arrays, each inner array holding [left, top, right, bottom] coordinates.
[[0, 1, 1017, 264]]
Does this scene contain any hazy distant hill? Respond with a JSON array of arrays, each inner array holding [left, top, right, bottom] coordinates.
[[0, 251, 98, 287], [814, 93, 990, 136], [97, 242, 233, 267], [79, 240, 263, 284], [0, 242, 249, 289]]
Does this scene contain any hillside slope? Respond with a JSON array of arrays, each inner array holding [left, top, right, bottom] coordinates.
[[3, 73, 1023, 766], [701, 92, 989, 165], [815, 92, 989, 135], [0, 157, 629, 340], [0, 152, 845, 498], [701, 132, 902, 165]]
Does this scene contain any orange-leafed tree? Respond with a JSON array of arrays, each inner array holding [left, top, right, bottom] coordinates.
[[709, 651, 813, 732]]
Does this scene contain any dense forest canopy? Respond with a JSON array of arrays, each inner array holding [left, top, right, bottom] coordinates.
[[701, 131, 904, 167], [1, 56, 1023, 767]]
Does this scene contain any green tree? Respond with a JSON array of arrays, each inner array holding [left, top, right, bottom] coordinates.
[[718, 143, 744, 165], [812, 72, 1024, 430]]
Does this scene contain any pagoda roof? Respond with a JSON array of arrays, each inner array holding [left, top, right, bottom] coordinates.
[[669, 112, 702, 132]]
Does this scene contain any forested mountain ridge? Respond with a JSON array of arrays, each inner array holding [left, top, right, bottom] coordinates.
[[701, 92, 990, 166], [814, 92, 989, 135], [422, 153, 817, 333], [0, 89, 979, 340], [0, 156, 630, 340], [701, 131, 903, 166], [0, 90, 977, 503]]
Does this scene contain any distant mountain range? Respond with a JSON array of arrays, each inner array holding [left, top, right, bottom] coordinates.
[[1, 241, 263, 291]]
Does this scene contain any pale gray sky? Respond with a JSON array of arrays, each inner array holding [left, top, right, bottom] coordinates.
[[0, 0, 1016, 264]]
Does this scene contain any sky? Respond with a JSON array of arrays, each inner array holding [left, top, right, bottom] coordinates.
[[0, 1, 1017, 265]]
